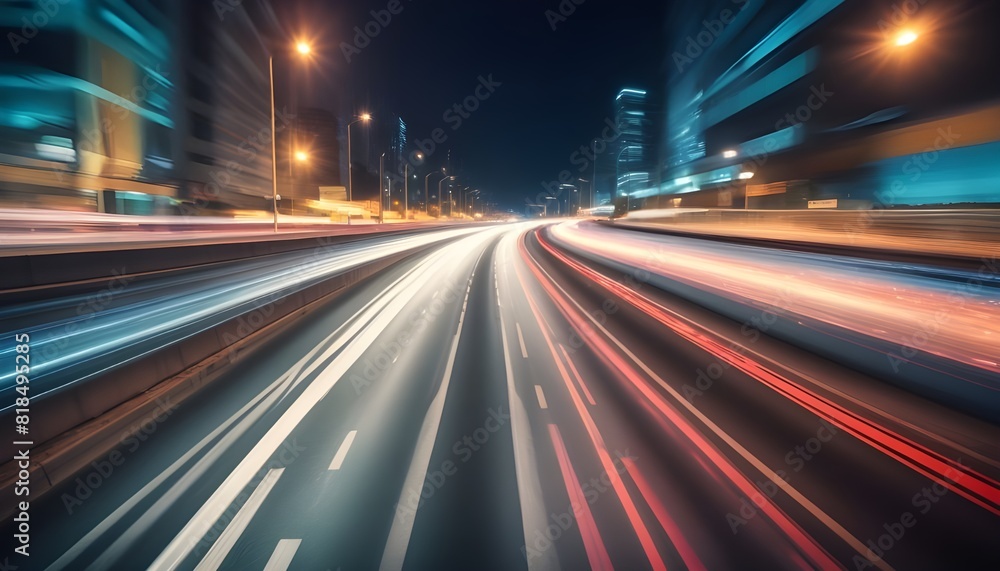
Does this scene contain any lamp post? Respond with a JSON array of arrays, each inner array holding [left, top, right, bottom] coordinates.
[[425, 169, 445, 214], [616, 145, 640, 213], [266, 40, 313, 233], [347, 113, 371, 202], [403, 152, 423, 220], [439, 175, 455, 218], [577, 178, 588, 214], [378, 152, 386, 223], [558, 184, 576, 216], [544, 196, 558, 217], [268, 56, 278, 232], [465, 188, 480, 218], [462, 187, 476, 219], [616, 145, 628, 211], [591, 138, 598, 209]]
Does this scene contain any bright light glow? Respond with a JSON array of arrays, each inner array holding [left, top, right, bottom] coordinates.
[[723, 149, 738, 159], [295, 151, 309, 162], [895, 30, 918, 46], [295, 41, 311, 55], [360, 113, 371, 122], [616, 88, 647, 100], [739, 171, 755, 180]]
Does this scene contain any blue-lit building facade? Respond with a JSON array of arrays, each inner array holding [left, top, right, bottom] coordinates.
[[392, 116, 407, 168], [0, 0, 287, 213], [645, 0, 1000, 209], [615, 88, 655, 203]]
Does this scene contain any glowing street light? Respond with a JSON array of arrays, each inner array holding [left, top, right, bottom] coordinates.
[[895, 30, 918, 47], [425, 168, 446, 214], [438, 175, 455, 218], [268, 38, 314, 232], [464, 188, 480, 219], [347, 113, 372, 201], [295, 150, 309, 162]]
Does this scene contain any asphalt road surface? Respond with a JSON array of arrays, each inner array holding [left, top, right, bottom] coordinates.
[[3, 221, 998, 570]]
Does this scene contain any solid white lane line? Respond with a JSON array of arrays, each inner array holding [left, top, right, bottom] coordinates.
[[263, 539, 301, 571], [195, 469, 285, 571], [496, 232, 560, 571], [516, 322, 529, 358], [534, 385, 548, 409], [378, 249, 485, 571], [329, 430, 358, 470]]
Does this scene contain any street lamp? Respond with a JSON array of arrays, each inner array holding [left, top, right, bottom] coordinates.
[[543, 196, 558, 217], [402, 152, 422, 219], [464, 188, 479, 218], [591, 138, 599, 209], [895, 30, 918, 47], [558, 184, 576, 216], [347, 113, 371, 202], [295, 150, 309, 162], [438, 175, 455, 218], [378, 152, 386, 223], [425, 168, 446, 215], [268, 39, 312, 233], [386, 179, 393, 217], [616, 144, 641, 213]]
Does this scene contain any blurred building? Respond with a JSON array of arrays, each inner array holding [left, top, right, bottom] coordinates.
[[615, 88, 656, 203], [288, 107, 342, 207], [0, 0, 310, 214], [0, 0, 176, 212], [178, 0, 279, 212], [649, 0, 1000, 209]]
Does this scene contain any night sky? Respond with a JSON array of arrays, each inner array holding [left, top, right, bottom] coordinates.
[[282, 0, 668, 209]]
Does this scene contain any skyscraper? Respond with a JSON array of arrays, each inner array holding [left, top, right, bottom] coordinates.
[[615, 88, 654, 202], [392, 116, 407, 167]]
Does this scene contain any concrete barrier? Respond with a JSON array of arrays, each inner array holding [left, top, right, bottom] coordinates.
[[0, 226, 442, 291]]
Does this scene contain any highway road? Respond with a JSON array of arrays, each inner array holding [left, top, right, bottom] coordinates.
[[2, 221, 998, 570]]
